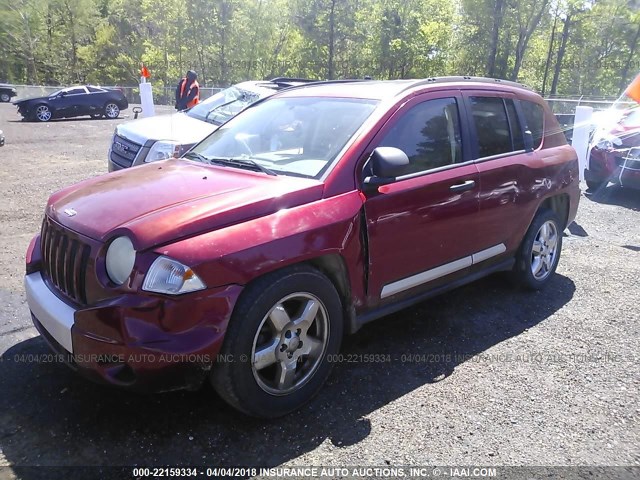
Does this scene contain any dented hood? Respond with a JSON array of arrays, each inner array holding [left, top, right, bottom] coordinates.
[[46, 159, 324, 250]]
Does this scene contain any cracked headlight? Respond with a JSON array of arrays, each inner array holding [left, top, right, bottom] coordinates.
[[143, 256, 206, 295]]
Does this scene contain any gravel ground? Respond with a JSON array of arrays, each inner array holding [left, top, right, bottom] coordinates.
[[0, 102, 638, 478]]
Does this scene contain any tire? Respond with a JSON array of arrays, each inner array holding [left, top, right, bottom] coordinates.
[[513, 209, 563, 290], [33, 104, 52, 122], [586, 179, 605, 191], [211, 265, 343, 418], [0, 93, 10, 103], [104, 103, 120, 119]]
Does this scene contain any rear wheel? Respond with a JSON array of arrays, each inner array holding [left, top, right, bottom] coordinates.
[[0, 93, 10, 103], [104, 103, 120, 119], [34, 104, 52, 122], [513, 209, 563, 290], [211, 266, 343, 418]]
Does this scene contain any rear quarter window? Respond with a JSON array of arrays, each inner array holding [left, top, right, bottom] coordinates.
[[521, 100, 544, 149]]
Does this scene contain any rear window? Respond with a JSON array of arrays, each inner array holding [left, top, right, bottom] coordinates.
[[469, 97, 512, 158], [521, 101, 544, 149], [505, 99, 524, 151]]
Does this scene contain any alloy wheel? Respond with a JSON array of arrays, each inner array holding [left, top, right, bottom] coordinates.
[[105, 103, 120, 119], [531, 220, 558, 280], [251, 292, 329, 395], [35, 105, 52, 122]]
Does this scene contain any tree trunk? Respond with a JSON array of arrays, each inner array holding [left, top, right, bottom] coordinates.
[[496, 38, 511, 79], [64, 2, 78, 82], [541, 12, 559, 95], [328, 0, 336, 80], [618, 22, 640, 95], [18, 9, 39, 84], [511, 32, 526, 81], [510, 0, 549, 81], [487, 0, 505, 77], [550, 13, 571, 95]]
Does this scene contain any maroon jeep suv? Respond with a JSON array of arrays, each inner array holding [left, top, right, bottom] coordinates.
[[25, 77, 579, 417]]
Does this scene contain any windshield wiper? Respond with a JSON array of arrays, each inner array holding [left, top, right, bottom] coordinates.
[[209, 157, 278, 176], [183, 151, 211, 163]]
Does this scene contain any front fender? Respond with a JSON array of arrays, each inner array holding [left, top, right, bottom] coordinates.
[[155, 190, 366, 299]]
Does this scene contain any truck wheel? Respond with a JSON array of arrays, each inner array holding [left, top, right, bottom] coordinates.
[[0, 93, 10, 102], [513, 209, 563, 290], [211, 266, 343, 418]]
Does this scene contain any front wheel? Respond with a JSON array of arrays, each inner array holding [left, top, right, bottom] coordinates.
[[513, 209, 563, 290], [104, 103, 120, 119], [0, 93, 10, 103], [211, 266, 343, 418], [34, 104, 52, 122]]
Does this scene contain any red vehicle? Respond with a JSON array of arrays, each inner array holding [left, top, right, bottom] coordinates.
[[25, 77, 579, 417], [585, 108, 640, 190]]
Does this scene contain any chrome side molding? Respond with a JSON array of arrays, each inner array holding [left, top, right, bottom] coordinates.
[[380, 243, 507, 299]]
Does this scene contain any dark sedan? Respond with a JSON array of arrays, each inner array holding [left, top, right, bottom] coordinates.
[[14, 85, 128, 122], [0, 84, 18, 102]]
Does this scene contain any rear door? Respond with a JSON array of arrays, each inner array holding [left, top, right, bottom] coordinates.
[[461, 90, 537, 258], [362, 92, 482, 304]]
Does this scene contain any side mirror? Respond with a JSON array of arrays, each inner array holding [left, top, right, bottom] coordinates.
[[363, 147, 410, 188]]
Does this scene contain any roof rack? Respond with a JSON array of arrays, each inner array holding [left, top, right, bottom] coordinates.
[[268, 76, 533, 98], [268, 77, 316, 84], [259, 78, 372, 94], [401, 76, 531, 94]]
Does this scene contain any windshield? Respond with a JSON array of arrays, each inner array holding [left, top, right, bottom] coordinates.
[[188, 96, 379, 178], [187, 86, 264, 125]]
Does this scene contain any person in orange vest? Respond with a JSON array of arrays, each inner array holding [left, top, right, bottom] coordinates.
[[175, 70, 200, 110]]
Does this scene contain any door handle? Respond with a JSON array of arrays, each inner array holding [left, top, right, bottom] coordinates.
[[449, 180, 476, 192]]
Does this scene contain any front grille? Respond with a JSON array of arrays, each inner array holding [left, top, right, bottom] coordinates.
[[40, 218, 91, 305], [109, 134, 142, 168]]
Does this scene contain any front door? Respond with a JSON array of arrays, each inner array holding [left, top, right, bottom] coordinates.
[[362, 93, 481, 304], [53, 87, 85, 117]]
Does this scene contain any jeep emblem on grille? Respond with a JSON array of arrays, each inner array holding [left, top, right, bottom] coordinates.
[[64, 208, 77, 217]]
